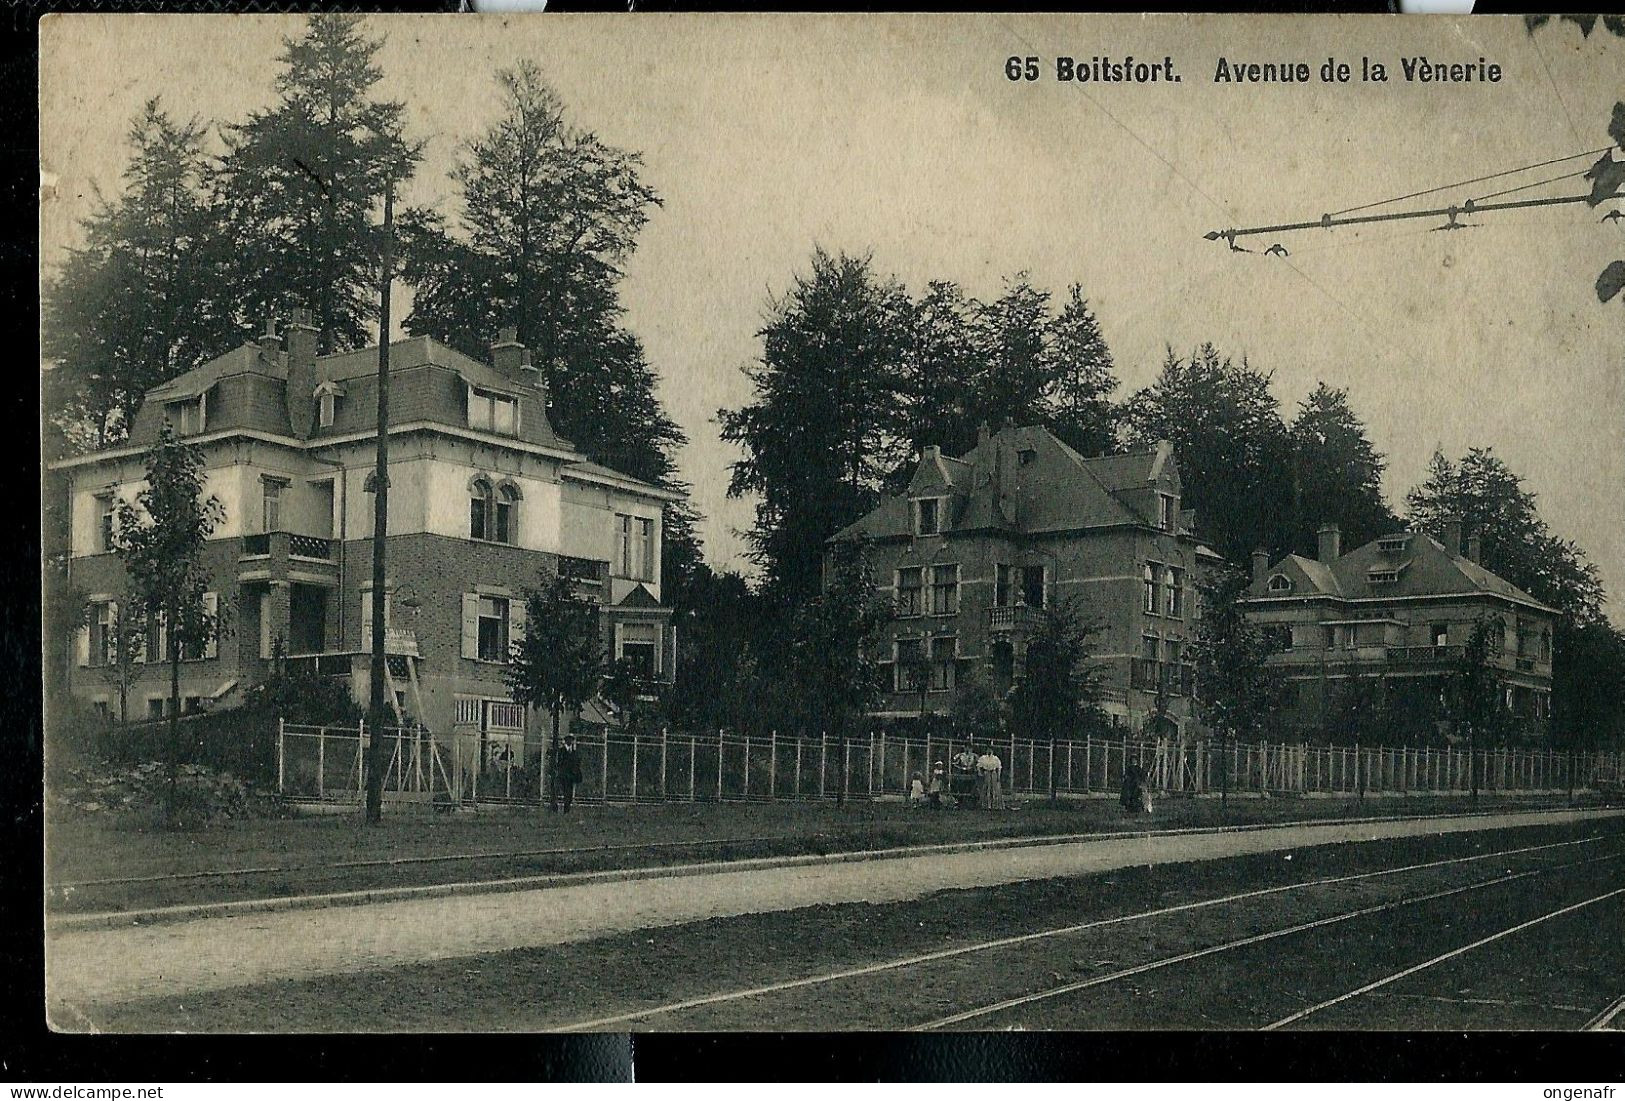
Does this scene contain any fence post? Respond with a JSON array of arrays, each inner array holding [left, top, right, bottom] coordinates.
[[718, 729, 725, 802], [660, 728, 669, 800], [770, 731, 778, 800], [631, 734, 640, 804], [844, 739, 852, 800], [744, 736, 751, 800], [820, 732, 827, 799], [1085, 735, 1092, 793], [277, 718, 286, 794], [689, 734, 697, 801], [795, 735, 803, 799], [877, 731, 886, 796], [318, 724, 328, 801]]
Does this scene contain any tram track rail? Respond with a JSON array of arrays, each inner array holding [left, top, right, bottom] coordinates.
[[554, 831, 1618, 1031]]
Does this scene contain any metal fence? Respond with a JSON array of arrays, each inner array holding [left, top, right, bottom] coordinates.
[[277, 720, 1624, 807]]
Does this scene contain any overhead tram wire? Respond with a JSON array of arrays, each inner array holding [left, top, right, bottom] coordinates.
[[1206, 147, 1611, 246], [1327, 145, 1610, 217]]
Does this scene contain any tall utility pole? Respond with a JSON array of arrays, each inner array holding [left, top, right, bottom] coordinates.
[[365, 177, 395, 825]]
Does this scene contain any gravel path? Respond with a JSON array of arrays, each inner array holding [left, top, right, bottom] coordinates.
[[46, 807, 1625, 1010]]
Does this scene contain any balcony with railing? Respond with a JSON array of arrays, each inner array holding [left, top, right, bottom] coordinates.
[[989, 604, 1045, 633], [240, 530, 338, 578]]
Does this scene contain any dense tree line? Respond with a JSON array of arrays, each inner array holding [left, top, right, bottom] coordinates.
[[712, 245, 1623, 748]]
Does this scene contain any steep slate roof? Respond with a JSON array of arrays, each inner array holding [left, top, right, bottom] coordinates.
[[1249, 531, 1555, 612], [315, 337, 517, 393], [831, 424, 1169, 542], [146, 343, 280, 400]]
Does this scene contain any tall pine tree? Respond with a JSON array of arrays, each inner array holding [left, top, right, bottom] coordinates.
[[1287, 382, 1397, 556], [44, 99, 231, 448], [1041, 285, 1120, 457], [213, 14, 420, 353]]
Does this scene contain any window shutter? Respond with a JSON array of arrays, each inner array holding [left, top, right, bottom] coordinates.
[[155, 612, 168, 664], [360, 590, 373, 653], [461, 593, 479, 659], [76, 621, 89, 667], [509, 597, 526, 651], [202, 593, 218, 658]]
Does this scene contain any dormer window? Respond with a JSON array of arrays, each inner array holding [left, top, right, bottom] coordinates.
[[913, 497, 942, 536], [1158, 493, 1178, 533], [1367, 561, 1408, 584], [164, 395, 205, 436], [314, 381, 345, 429], [1377, 535, 1410, 553], [1267, 574, 1293, 593], [468, 386, 519, 436], [1017, 449, 1037, 467]]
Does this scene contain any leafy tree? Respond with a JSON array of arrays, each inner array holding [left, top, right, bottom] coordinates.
[[506, 571, 605, 812], [243, 640, 363, 726], [213, 14, 421, 352], [43, 99, 232, 448], [1288, 382, 1397, 556], [721, 249, 911, 611], [951, 673, 1006, 744], [111, 424, 226, 823], [789, 541, 894, 804], [1454, 613, 1506, 800], [1405, 447, 1605, 623], [99, 593, 151, 727], [1122, 344, 1295, 564], [1524, 17, 1625, 305], [1042, 285, 1120, 457], [1552, 618, 1625, 778], [1190, 565, 1284, 808], [1006, 596, 1107, 803]]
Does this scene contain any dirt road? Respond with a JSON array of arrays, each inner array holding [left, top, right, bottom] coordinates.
[[46, 807, 1625, 1013]]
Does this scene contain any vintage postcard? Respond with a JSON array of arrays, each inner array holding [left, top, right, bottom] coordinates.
[[38, 12, 1625, 1035]]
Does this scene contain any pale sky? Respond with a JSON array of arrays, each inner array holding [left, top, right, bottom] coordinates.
[[40, 14, 1625, 619]]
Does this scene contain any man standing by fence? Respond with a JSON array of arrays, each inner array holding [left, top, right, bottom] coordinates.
[[553, 734, 583, 814]]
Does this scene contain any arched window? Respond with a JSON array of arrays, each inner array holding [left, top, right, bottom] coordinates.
[[1143, 564, 1158, 614], [469, 478, 494, 541], [1267, 574, 1293, 593], [493, 482, 521, 545]]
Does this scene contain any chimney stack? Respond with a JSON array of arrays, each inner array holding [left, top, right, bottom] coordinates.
[[1317, 523, 1342, 562], [259, 318, 281, 360], [1252, 548, 1271, 585], [284, 308, 320, 439], [923, 444, 940, 462], [977, 422, 991, 447], [518, 348, 543, 390], [1466, 532, 1482, 563], [490, 325, 526, 376], [1442, 517, 1464, 557]]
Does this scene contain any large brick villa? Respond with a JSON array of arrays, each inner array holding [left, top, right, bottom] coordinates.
[[830, 423, 1224, 736], [55, 313, 681, 780]]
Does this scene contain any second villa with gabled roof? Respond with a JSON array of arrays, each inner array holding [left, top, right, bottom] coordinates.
[[55, 312, 682, 800], [830, 422, 1224, 735], [1241, 520, 1557, 740]]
